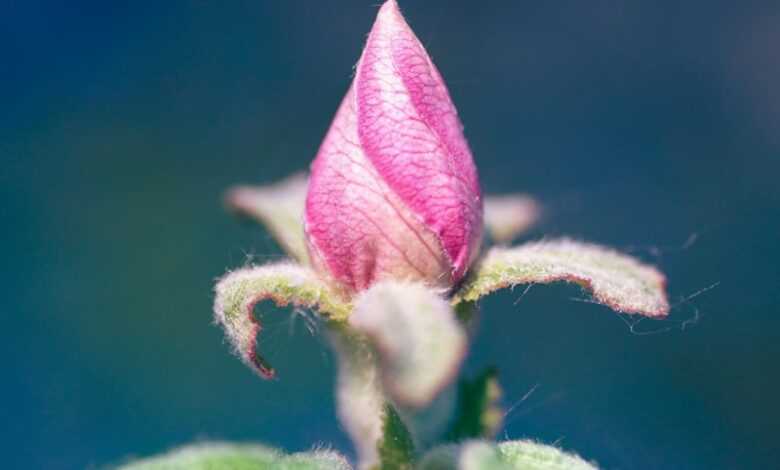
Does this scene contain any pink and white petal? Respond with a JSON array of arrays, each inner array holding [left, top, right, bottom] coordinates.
[[355, 0, 483, 281], [305, 87, 452, 293]]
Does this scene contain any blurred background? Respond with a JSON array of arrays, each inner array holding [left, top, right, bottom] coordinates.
[[2, 1, 779, 468]]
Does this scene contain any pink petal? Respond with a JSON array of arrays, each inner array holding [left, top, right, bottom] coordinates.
[[305, 0, 482, 293]]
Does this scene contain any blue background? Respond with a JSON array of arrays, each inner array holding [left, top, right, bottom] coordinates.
[[2, 1, 778, 468]]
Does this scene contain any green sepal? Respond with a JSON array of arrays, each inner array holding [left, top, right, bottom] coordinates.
[[445, 368, 503, 442], [377, 404, 416, 470], [454, 239, 669, 317]]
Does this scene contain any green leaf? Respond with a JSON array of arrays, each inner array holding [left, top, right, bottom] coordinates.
[[115, 443, 352, 470], [419, 441, 597, 470], [377, 404, 415, 470], [416, 445, 459, 470], [483, 194, 541, 244], [214, 263, 350, 378], [116, 443, 277, 470], [418, 442, 512, 470], [349, 281, 468, 408], [283, 451, 354, 470], [453, 238, 669, 317], [225, 172, 310, 264], [445, 369, 503, 442], [497, 441, 597, 470], [459, 443, 515, 470]]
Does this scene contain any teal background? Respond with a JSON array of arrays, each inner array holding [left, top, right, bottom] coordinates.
[[2, 1, 778, 468]]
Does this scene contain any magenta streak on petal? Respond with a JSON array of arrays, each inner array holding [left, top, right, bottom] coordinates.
[[305, 86, 452, 293], [355, 0, 483, 282]]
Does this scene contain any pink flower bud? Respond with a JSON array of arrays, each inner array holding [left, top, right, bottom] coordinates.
[[304, 0, 483, 293]]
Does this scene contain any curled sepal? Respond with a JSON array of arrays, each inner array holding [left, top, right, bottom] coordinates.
[[453, 239, 670, 317], [497, 441, 597, 470], [418, 441, 597, 470], [115, 443, 352, 470], [214, 263, 350, 378], [225, 172, 310, 264], [349, 281, 468, 408], [483, 195, 541, 244]]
